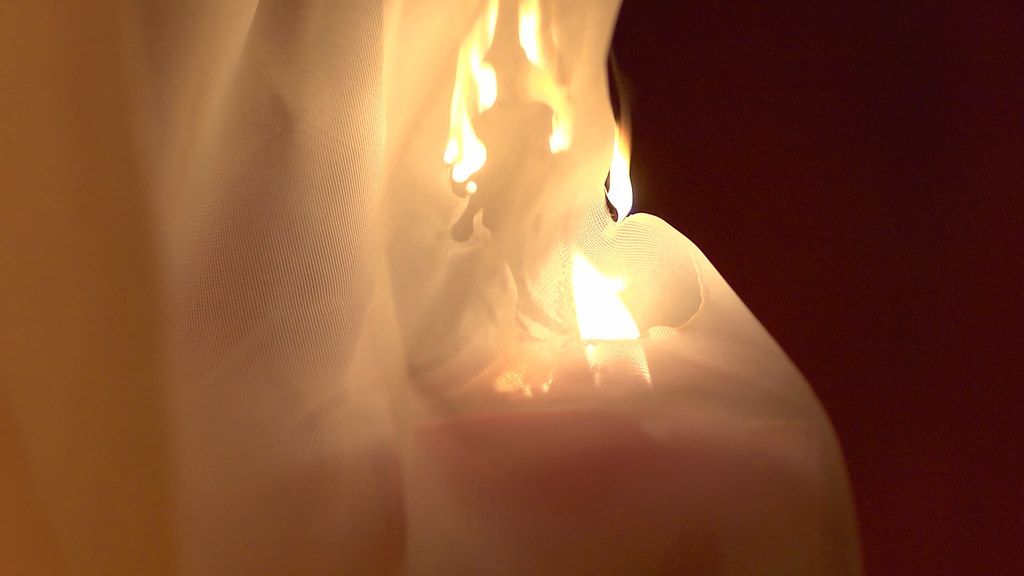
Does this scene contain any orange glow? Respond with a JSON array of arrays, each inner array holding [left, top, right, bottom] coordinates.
[[607, 124, 633, 221]]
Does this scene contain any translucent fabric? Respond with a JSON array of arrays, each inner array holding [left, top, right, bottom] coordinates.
[[0, 0, 860, 574]]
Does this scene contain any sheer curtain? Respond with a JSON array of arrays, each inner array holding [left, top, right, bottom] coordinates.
[[0, 1, 860, 574]]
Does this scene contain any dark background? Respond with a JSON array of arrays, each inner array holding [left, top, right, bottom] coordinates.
[[612, 2, 1022, 574]]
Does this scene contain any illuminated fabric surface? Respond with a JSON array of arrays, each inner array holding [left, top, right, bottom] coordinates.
[[0, 0, 860, 573]]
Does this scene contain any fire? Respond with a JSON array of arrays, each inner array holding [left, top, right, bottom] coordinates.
[[438, 3, 649, 392], [572, 252, 648, 384], [571, 253, 640, 341], [518, 0, 573, 153], [443, 0, 500, 187], [607, 124, 633, 221], [517, 0, 543, 65], [443, 1, 644, 360], [570, 123, 639, 340], [444, 0, 574, 186]]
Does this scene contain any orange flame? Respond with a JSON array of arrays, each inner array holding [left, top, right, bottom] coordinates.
[[518, 0, 572, 153], [607, 124, 633, 221], [443, 0, 500, 187], [444, 0, 574, 186]]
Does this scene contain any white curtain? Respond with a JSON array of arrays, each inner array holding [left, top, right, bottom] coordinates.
[[0, 1, 860, 573]]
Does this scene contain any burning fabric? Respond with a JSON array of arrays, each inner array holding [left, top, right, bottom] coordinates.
[[0, 0, 860, 574]]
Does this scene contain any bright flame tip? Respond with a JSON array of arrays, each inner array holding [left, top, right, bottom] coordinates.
[[607, 124, 633, 222]]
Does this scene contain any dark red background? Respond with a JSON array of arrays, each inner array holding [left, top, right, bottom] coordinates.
[[612, 2, 1023, 574]]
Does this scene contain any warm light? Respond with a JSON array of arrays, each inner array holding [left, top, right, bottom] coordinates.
[[444, 0, 500, 183], [517, 0, 543, 66], [607, 124, 633, 221], [495, 369, 528, 395], [517, 0, 573, 153], [444, 0, 574, 183], [494, 368, 552, 397], [571, 252, 640, 341]]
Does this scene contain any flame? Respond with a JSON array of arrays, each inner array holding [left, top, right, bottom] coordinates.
[[607, 124, 633, 221], [517, 0, 543, 66], [444, 0, 574, 184], [443, 0, 500, 184], [571, 252, 640, 341], [518, 0, 572, 153]]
